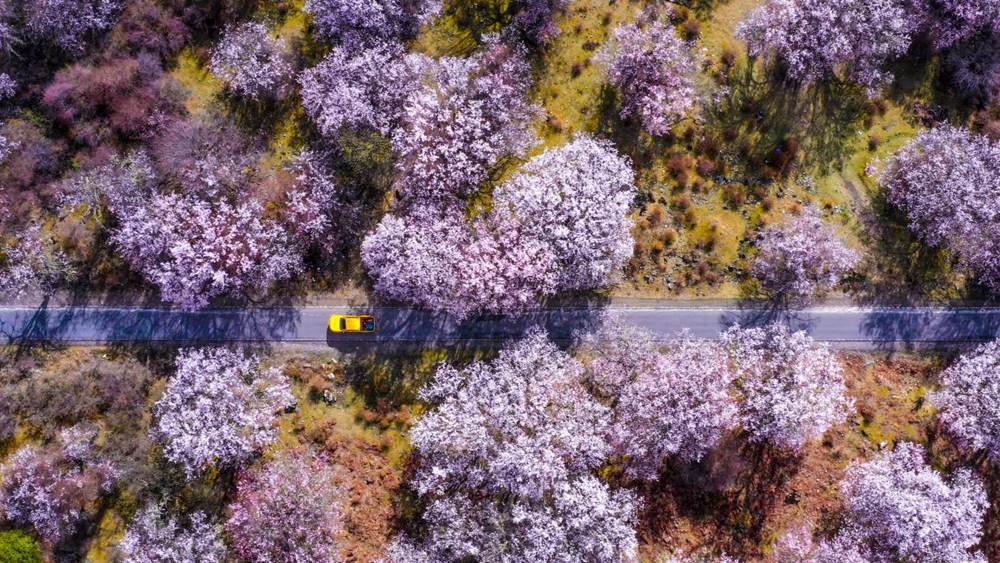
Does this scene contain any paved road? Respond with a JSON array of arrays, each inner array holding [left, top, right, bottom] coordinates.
[[4, 305, 1000, 349]]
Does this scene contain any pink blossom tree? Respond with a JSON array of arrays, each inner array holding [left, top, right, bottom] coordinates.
[[880, 125, 1000, 292], [510, 0, 569, 44], [361, 204, 559, 317], [209, 22, 293, 100], [112, 194, 303, 310], [0, 426, 118, 545], [602, 21, 699, 136], [493, 135, 636, 291], [931, 339, 1000, 463], [226, 450, 345, 563], [118, 503, 226, 563], [722, 324, 853, 450], [303, 0, 441, 46], [300, 43, 426, 137], [753, 207, 859, 303], [280, 150, 342, 246], [392, 36, 541, 201], [834, 442, 988, 561], [737, 0, 915, 93], [411, 329, 611, 499], [917, 0, 1000, 49], [387, 477, 638, 563], [153, 348, 295, 478], [607, 334, 738, 480]]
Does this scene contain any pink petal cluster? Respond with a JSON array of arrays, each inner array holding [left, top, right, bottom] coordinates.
[[835, 442, 988, 562], [0, 73, 15, 99], [753, 207, 859, 302], [722, 324, 853, 450], [881, 125, 1000, 292], [931, 339, 1000, 463], [0, 425, 118, 545], [152, 348, 295, 478], [0, 221, 74, 299], [118, 503, 226, 563], [226, 450, 345, 563], [602, 21, 699, 136], [737, 0, 915, 93], [209, 22, 293, 100]]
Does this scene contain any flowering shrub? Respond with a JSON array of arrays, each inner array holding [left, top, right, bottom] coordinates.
[[722, 324, 853, 450], [510, 0, 569, 44], [118, 503, 226, 563], [737, 0, 914, 93], [0, 426, 118, 545], [392, 37, 541, 201], [153, 348, 295, 478], [753, 207, 859, 302], [112, 194, 303, 310], [493, 136, 636, 291], [602, 21, 698, 136], [226, 450, 344, 563], [881, 125, 1000, 292], [209, 22, 293, 100], [304, 0, 441, 46], [943, 34, 1000, 102], [932, 339, 1000, 463], [835, 442, 987, 561], [61, 150, 156, 215], [411, 330, 610, 499], [300, 43, 426, 136]]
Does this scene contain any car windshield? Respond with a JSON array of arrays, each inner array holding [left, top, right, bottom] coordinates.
[[363, 318, 375, 331], [340, 318, 346, 331]]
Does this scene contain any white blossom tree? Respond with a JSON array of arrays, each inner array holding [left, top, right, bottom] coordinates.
[[153, 348, 295, 478], [0, 73, 15, 99], [21, 0, 121, 53], [932, 339, 1000, 463], [411, 329, 611, 499], [722, 324, 853, 450], [226, 450, 345, 563], [753, 207, 859, 303], [493, 135, 636, 291], [209, 22, 293, 100], [0, 222, 75, 299], [834, 442, 988, 562], [118, 503, 226, 563], [112, 194, 303, 310], [602, 21, 699, 136]]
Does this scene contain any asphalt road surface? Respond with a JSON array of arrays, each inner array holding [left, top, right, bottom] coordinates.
[[4, 305, 1000, 349]]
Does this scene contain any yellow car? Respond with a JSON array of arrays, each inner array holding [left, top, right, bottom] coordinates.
[[329, 314, 376, 333]]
